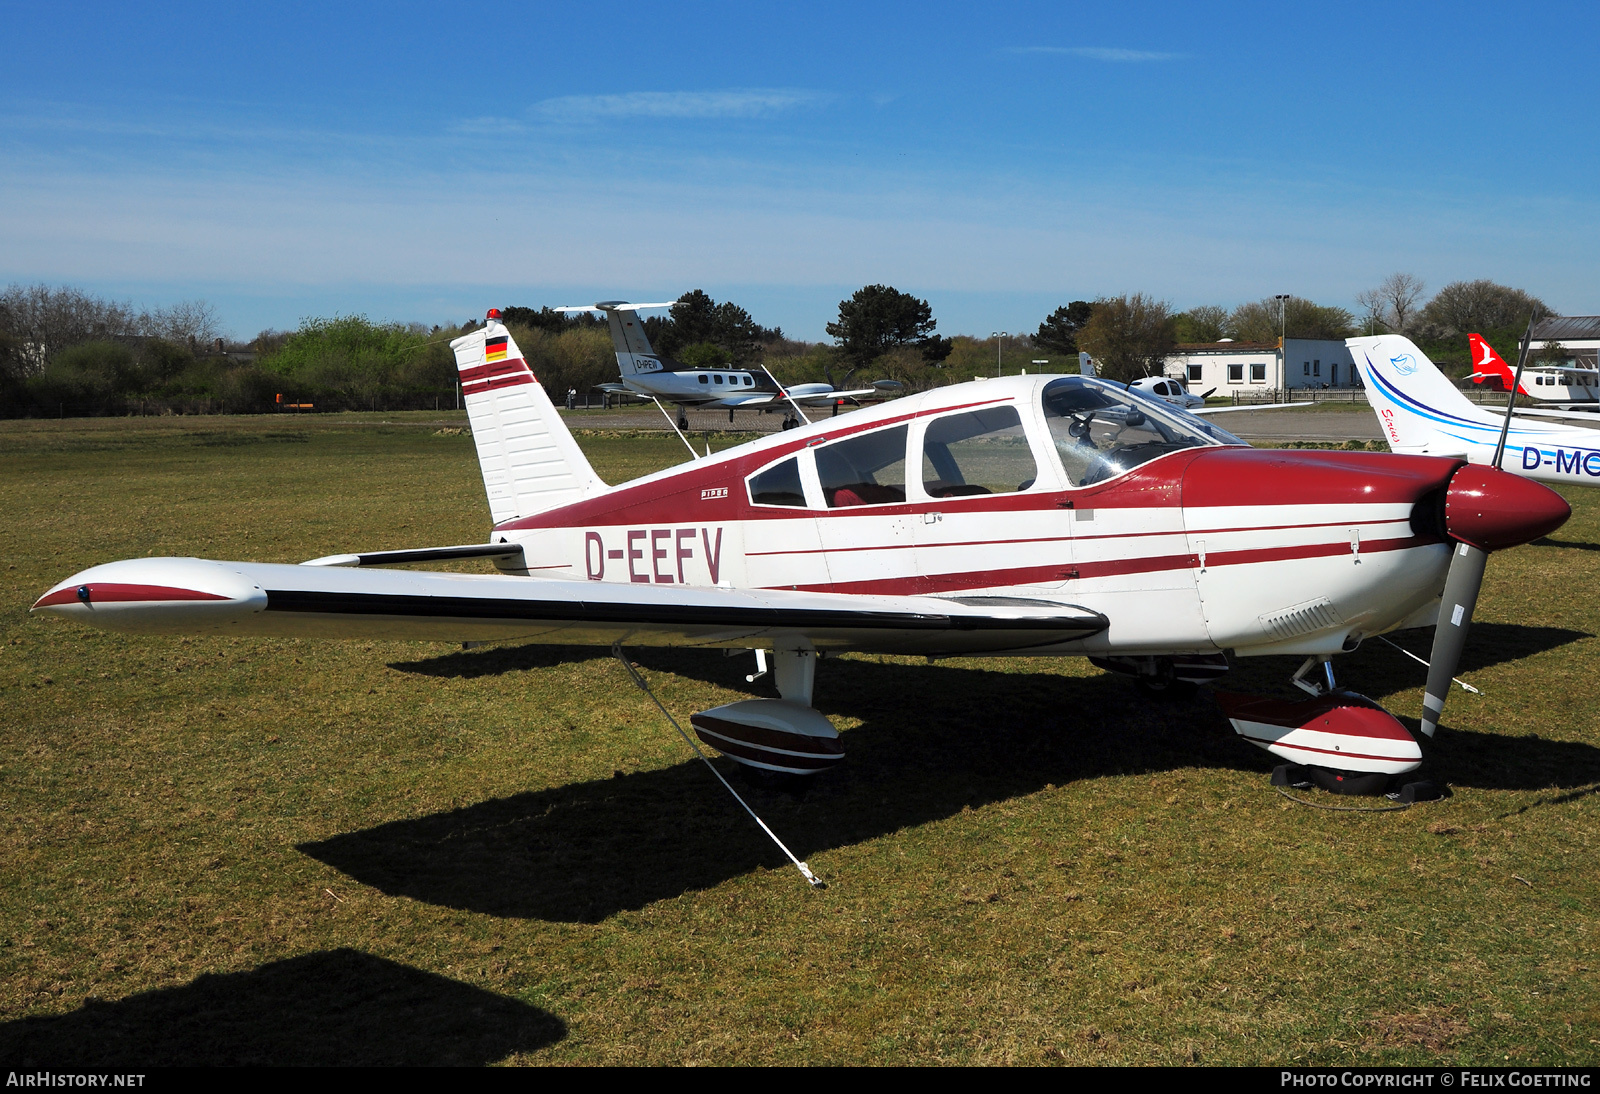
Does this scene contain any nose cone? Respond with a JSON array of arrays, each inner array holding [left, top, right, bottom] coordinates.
[[1444, 465, 1570, 552]]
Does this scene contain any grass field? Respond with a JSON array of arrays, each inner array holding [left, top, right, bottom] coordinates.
[[0, 412, 1596, 1066]]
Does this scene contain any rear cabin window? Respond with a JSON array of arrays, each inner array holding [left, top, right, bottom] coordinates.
[[816, 425, 908, 507], [747, 458, 807, 507], [921, 406, 1037, 497], [698, 374, 709, 384]]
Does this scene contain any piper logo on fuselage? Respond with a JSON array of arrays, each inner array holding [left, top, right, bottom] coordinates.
[[701, 487, 729, 500], [585, 527, 724, 584], [1522, 445, 1600, 477]]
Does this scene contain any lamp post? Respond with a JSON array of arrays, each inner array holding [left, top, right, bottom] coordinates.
[[991, 332, 1009, 377], [1274, 294, 1290, 394]]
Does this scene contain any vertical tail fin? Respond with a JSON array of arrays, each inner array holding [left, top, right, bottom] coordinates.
[[554, 300, 678, 378], [1347, 334, 1494, 454], [1467, 333, 1524, 394], [451, 313, 606, 524]]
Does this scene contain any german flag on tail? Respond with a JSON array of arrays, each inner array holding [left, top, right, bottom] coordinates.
[[484, 335, 509, 363]]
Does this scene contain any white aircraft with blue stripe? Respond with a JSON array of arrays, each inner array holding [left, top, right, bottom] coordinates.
[[1350, 334, 1600, 488]]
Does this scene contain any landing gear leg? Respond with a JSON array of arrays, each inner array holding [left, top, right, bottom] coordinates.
[[677, 411, 689, 431]]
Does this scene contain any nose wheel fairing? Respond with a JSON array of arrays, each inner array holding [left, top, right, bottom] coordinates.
[[1215, 689, 1423, 777]]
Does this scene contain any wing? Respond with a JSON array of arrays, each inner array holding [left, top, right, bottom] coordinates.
[[1496, 405, 1600, 424], [793, 386, 882, 406], [34, 557, 1108, 656], [1190, 401, 1319, 415]]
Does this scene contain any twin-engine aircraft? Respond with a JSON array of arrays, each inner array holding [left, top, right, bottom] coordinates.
[[555, 301, 898, 430], [1352, 333, 1600, 489], [35, 315, 1570, 800]]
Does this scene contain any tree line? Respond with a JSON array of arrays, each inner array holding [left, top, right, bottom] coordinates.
[[0, 275, 1560, 415], [1029, 276, 1554, 382]]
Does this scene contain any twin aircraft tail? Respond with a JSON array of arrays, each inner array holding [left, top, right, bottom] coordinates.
[[1347, 334, 1497, 455], [451, 316, 606, 525]]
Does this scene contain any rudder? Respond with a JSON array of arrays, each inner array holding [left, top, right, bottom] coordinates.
[[452, 313, 606, 524], [1347, 334, 1492, 454]]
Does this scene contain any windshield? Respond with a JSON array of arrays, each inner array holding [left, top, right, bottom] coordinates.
[[1042, 376, 1244, 487]]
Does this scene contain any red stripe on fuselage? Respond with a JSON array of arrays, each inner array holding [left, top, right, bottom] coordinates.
[[777, 534, 1431, 595], [746, 515, 1413, 560]]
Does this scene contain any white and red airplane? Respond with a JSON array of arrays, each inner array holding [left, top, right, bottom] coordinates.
[[34, 314, 1570, 799], [1467, 332, 1598, 408]]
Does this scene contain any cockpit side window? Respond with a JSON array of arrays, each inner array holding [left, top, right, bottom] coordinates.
[[1043, 376, 1241, 487], [747, 457, 807, 507], [815, 425, 909, 507], [921, 405, 1037, 497]]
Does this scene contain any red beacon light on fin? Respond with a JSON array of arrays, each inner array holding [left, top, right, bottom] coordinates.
[[486, 308, 502, 320]]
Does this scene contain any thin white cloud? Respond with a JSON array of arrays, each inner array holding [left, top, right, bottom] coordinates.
[[530, 89, 822, 121], [450, 116, 527, 136], [1013, 46, 1183, 62]]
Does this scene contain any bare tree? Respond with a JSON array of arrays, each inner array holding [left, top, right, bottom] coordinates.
[[1355, 273, 1426, 334], [139, 300, 222, 345], [0, 284, 137, 373]]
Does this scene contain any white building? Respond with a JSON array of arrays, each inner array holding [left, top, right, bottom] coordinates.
[[1163, 338, 1359, 392], [1530, 316, 1600, 370]]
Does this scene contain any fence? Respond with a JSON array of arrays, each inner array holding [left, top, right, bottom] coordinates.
[[1224, 386, 1546, 408]]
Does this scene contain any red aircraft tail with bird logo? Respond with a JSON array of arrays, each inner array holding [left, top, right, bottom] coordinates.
[[1467, 333, 1525, 395]]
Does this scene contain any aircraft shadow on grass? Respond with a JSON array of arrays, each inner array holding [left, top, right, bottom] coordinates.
[[310, 636, 1600, 924], [1532, 535, 1600, 553], [389, 642, 610, 679], [0, 948, 564, 1066]]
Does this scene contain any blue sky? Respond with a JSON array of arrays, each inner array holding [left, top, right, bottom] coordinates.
[[2, 1, 1596, 341]]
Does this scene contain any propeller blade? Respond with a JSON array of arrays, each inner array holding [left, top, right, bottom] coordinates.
[[1421, 540, 1487, 737], [1417, 462, 1569, 737]]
